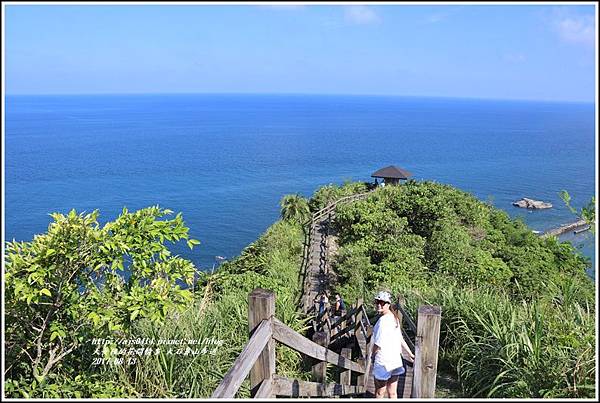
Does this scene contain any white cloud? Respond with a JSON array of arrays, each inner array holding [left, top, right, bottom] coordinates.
[[556, 15, 595, 46], [344, 5, 380, 25], [547, 8, 595, 47]]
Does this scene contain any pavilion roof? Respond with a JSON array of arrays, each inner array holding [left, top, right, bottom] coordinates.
[[371, 165, 412, 179]]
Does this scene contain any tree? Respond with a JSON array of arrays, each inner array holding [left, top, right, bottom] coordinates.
[[280, 194, 310, 223], [4, 206, 200, 397]]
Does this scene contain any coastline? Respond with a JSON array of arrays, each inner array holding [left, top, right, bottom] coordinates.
[[541, 219, 590, 238]]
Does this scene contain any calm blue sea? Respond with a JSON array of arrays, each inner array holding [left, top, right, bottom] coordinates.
[[4, 94, 597, 278]]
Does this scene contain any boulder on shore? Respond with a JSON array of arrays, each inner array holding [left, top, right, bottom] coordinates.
[[512, 198, 552, 209]]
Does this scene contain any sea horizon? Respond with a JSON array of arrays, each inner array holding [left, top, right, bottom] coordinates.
[[4, 91, 596, 105]]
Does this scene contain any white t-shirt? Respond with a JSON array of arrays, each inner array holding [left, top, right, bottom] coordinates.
[[372, 312, 404, 371]]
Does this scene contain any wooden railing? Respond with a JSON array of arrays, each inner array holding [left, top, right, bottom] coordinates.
[[308, 295, 442, 398], [213, 288, 442, 398], [214, 185, 443, 398], [299, 190, 374, 311], [212, 288, 368, 398], [309, 191, 373, 225]]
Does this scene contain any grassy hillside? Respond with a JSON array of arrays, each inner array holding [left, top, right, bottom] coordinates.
[[4, 180, 595, 398], [331, 180, 595, 398], [108, 219, 312, 398]]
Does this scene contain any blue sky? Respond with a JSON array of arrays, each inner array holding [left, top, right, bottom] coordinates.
[[4, 3, 597, 102]]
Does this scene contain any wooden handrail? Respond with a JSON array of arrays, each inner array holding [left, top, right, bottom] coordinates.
[[297, 229, 312, 310], [329, 306, 359, 329], [397, 302, 417, 334], [305, 190, 373, 226], [211, 318, 273, 398], [402, 328, 415, 353], [311, 194, 366, 222], [358, 315, 368, 338], [361, 305, 372, 327], [212, 286, 440, 399], [299, 190, 374, 312], [330, 319, 360, 342], [272, 318, 366, 373]]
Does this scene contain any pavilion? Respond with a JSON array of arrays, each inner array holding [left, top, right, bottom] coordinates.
[[371, 165, 412, 185]]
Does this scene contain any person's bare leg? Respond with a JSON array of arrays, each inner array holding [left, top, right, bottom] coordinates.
[[374, 379, 388, 398], [386, 375, 399, 399]]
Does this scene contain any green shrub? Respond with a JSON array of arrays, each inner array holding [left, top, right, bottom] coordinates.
[[4, 206, 198, 398], [328, 180, 595, 397]]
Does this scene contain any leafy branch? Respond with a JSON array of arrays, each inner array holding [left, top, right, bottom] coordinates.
[[559, 191, 595, 235]]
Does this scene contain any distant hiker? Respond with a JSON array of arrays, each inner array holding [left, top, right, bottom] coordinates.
[[333, 293, 346, 317], [318, 293, 329, 315], [371, 290, 414, 399]]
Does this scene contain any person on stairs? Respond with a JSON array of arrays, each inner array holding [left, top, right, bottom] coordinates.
[[318, 293, 329, 315], [371, 290, 415, 399], [333, 293, 346, 318]]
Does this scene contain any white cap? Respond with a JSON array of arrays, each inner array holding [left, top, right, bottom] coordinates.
[[374, 290, 392, 304]]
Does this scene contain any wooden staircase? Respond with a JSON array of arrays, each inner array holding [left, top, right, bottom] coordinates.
[[212, 191, 441, 398], [211, 288, 440, 398]]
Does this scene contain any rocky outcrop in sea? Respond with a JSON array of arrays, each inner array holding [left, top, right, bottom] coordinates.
[[512, 198, 552, 209]]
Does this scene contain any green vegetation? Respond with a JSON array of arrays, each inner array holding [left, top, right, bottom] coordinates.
[[5, 206, 199, 397], [331, 180, 595, 397], [4, 180, 595, 398], [279, 193, 310, 224], [560, 190, 596, 235], [102, 218, 310, 398], [4, 204, 309, 398], [308, 180, 370, 212]]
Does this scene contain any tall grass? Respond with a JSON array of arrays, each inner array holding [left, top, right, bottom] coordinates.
[[393, 279, 596, 398], [101, 220, 312, 397]]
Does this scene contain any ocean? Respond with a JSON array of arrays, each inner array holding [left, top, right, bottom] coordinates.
[[4, 94, 596, 278]]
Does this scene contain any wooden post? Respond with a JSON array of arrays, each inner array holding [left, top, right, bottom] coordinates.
[[355, 298, 372, 394], [353, 299, 367, 359], [311, 331, 328, 383], [356, 357, 366, 388], [413, 305, 441, 398], [340, 348, 352, 385], [248, 288, 276, 397], [362, 332, 374, 392]]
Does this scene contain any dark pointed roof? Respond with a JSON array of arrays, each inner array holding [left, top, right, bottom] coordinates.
[[371, 165, 412, 179]]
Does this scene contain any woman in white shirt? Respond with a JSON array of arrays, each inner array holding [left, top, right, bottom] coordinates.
[[371, 290, 415, 398]]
